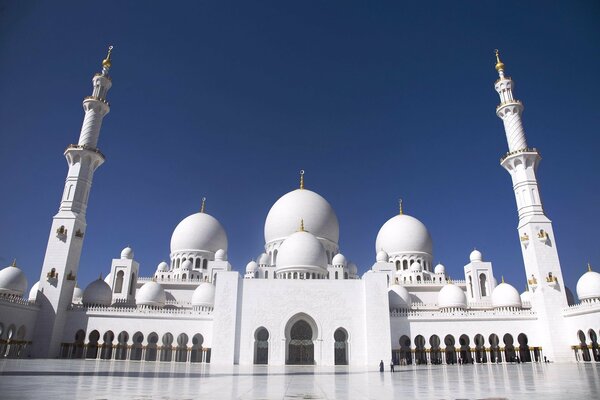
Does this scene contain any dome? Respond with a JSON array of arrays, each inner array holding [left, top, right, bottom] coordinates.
[[0, 263, 28, 296], [332, 253, 347, 266], [265, 189, 339, 245], [492, 282, 522, 308], [215, 249, 227, 261], [434, 263, 445, 274], [82, 279, 112, 306], [156, 261, 169, 272], [257, 253, 270, 265], [136, 281, 166, 308], [520, 289, 532, 304], [375, 214, 433, 256], [438, 283, 467, 309], [469, 249, 483, 262], [120, 246, 134, 259], [28, 281, 40, 301], [576, 269, 600, 301], [376, 250, 389, 263], [170, 212, 228, 254], [388, 285, 412, 309], [348, 262, 358, 275], [246, 261, 258, 273], [181, 260, 192, 271], [409, 261, 422, 272], [276, 231, 328, 271], [72, 285, 84, 303], [192, 282, 216, 308]]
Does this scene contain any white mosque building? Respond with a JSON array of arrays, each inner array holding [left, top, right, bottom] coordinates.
[[0, 48, 599, 366]]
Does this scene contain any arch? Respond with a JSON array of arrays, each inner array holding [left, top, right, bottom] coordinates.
[[202, 259, 208, 269], [459, 334, 472, 363], [444, 335, 456, 364], [414, 335, 426, 365], [115, 331, 129, 360], [517, 333, 531, 362], [160, 332, 174, 362], [285, 314, 317, 365], [578, 330, 591, 361], [130, 331, 144, 361], [254, 327, 269, 364], [428, 335, 441, 365], [175, 333, 189, 362], [143, 332, 158, 361], [182, 273, 187, 280], [503, 333, 516, 362], [265, 270, 269, 279], [489, 334, 502, 363], [399, 335, 412, 365], [16, 325, 26, 340], [334, 328, 348, 365], [86, 330, 100, 359], [474, 334, 487, 363], [273, 249, 278, 265], [195, 258, 201, 269], [403, 259, 408, 270], [101, 331, 114, 359], [73, 329, 86, 359], [115, 270, 124, 293], [335, 271, 339, 280], [479, 273, 487, 297], [129, 273, 135, 295], [395, 260, 401, 271], [191, 333, 205, 363], [468, 275, 473, 298]]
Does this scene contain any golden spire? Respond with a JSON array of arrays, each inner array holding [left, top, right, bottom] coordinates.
[[299, 218, 305, 232], [588, 263, 592, 272], [200, 197, 206, 213], [501, 275, 505, 283], [102, 45, 114, 68], [399, 198, 404, 215], [11, 259, 17, 267], [299, 170, 305, 189], [494, 49, 505, 71]]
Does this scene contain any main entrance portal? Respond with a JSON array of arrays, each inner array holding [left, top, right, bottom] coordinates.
[[287, 320, 314, 365]]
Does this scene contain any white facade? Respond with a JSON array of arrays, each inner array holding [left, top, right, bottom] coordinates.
[[1, 50, 599, 365]]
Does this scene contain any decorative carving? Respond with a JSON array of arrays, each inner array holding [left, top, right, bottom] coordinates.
[[47, 268, 58, 280], [527, 274, 537, 285], [520, 233, 529, 242], [537, 229, 549, 243], [56, 225, 68, 236], [66, 271, 76, 281], [545, 272, 558, 283], [75, 229, 84, 238]]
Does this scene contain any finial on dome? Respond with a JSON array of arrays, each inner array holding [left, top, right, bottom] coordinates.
[[102, 45, 114, 75], [501, 275, 505, 283], [588, 263, 593, 272], [494, 49, 505, 72], [399, 198, 403, 215], [11, 259, 17, 267], [299, 170, 305, 189], [299, 218, 305, 232], [200, 197, 206, 213]]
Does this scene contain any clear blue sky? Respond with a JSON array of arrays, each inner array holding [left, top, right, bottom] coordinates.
[[1, 1, 599, 296]]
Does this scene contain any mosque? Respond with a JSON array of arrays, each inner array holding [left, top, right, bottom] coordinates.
[[0, 48, 599, 366]]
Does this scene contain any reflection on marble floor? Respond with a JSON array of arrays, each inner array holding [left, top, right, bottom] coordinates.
[[0, 359, 598, 399]]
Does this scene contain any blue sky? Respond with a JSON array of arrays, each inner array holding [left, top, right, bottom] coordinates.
[[1, 1, 599, 296]]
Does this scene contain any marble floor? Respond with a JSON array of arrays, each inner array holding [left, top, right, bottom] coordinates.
[[0, 360, 598, 399]]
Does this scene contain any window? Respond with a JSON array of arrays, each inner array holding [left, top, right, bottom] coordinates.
[[115, 270, 124, 293]]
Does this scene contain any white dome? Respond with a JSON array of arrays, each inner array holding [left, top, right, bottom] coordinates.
[[215, 249, 227, 261], [348, 262, 358, 275], [246, 261, 258, 273], [438, 283, 467, 309], [434, 263, 445, 274], [376, 250, 389, 263], [257, 253, 270, 265], [28, 281, 40, 301], [520, 289, 532, 304], [82, 279, 112, 306], [136, 281, 166, 308], [192, 282, 216, 308], [375, 214, 433, 256], [276, 231, 328, 271], [469, 249, 483, 262], [576, 270, 600, 301], [265, 189, 339, 245], [0, 264, 28, 296], [120, 246, 134, 259], [181, 260, 193, 271], [156, 261, 169, 272], [409, 261, 422, 272], [388, 285, 412, 309], [72, 285, 84, 303], [492, 282, 522, 308], [170, 212, 228, 254], [332, 253, 347, 266]]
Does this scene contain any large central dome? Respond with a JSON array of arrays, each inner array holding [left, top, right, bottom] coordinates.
[[375, 214, 433, 256], [171, 212, 228, 254], [264, 189, 339, 245]]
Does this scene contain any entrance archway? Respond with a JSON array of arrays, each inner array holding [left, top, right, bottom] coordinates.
[[286, 318, 316, 365], [334, 328, 348, 365], [254, 327, 269, 364]]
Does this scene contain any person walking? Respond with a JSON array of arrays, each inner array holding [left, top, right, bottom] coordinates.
[[379, 360, 384, 372], [390, 360, 395, 372]]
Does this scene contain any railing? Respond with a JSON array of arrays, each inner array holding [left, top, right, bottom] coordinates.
[[495, 99, 522, 111], [0, 295, 38, 308], [65, 144, 105, 159], [391, 308, 537, 318], [83, 95, 110, 105], [70, 304, 213, 315], [500, 147, 538, 163], [563, 299, 600, 315], [138, 276, 205, 284]]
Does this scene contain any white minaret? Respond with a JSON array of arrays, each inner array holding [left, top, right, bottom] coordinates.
[[495, 50, 570, 361], [31, 47, 114, 358]]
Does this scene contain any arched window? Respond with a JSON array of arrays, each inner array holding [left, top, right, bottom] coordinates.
[[265, 270, 269, 279], [195, 258, 201, 269], [334, 328, 348, 365], [203, 259, 208, 269], [114, 270, 124, 293], [129, 273, 135, 295], [335, 271, 339, 280], [273, 249, 278, 265], [469, 276, 473, 297], [403, 260, 408, 270], [182, 273, 187, 280], [479, 274, 487, 297], [395, 260, 401, 271], [254, 327, 269, 364], [344, 272, 348, 279]]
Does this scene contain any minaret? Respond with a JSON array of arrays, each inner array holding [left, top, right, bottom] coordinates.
[[31, 46, 114, 358], [494, 50, 570, 361]]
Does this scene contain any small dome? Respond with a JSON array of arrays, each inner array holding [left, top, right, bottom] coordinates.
[[170, 212, 228, 254], [28, 281, 40, 301], [348, 262, 358, 275], [246, 261, 258, 273], [434, 263, 445, 274], [136, 281, 166, 308], [389, 285, 412, 309], [192, 282, 216, 308], [375, 214, 433, 256], [156, 261, 169, 272], [181, 260, 193, 271], [0, 263, 28, 296], [576, 269, 600, 301], [520, 289, 532, 304], [120, 246, 134, 259], [257, 253, 270, 265], [82, 279, 112, 306], [469, 249, 483, 262], [438, 283, 467, 309], [72, 285, 84, 303], [215, 249, 227, 261], [409, 261, 422, 272], [492, 282, 522, 308], [376, 250, 389, 263], [332, 253, 347, 266], [276, 231, 328, 271]]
